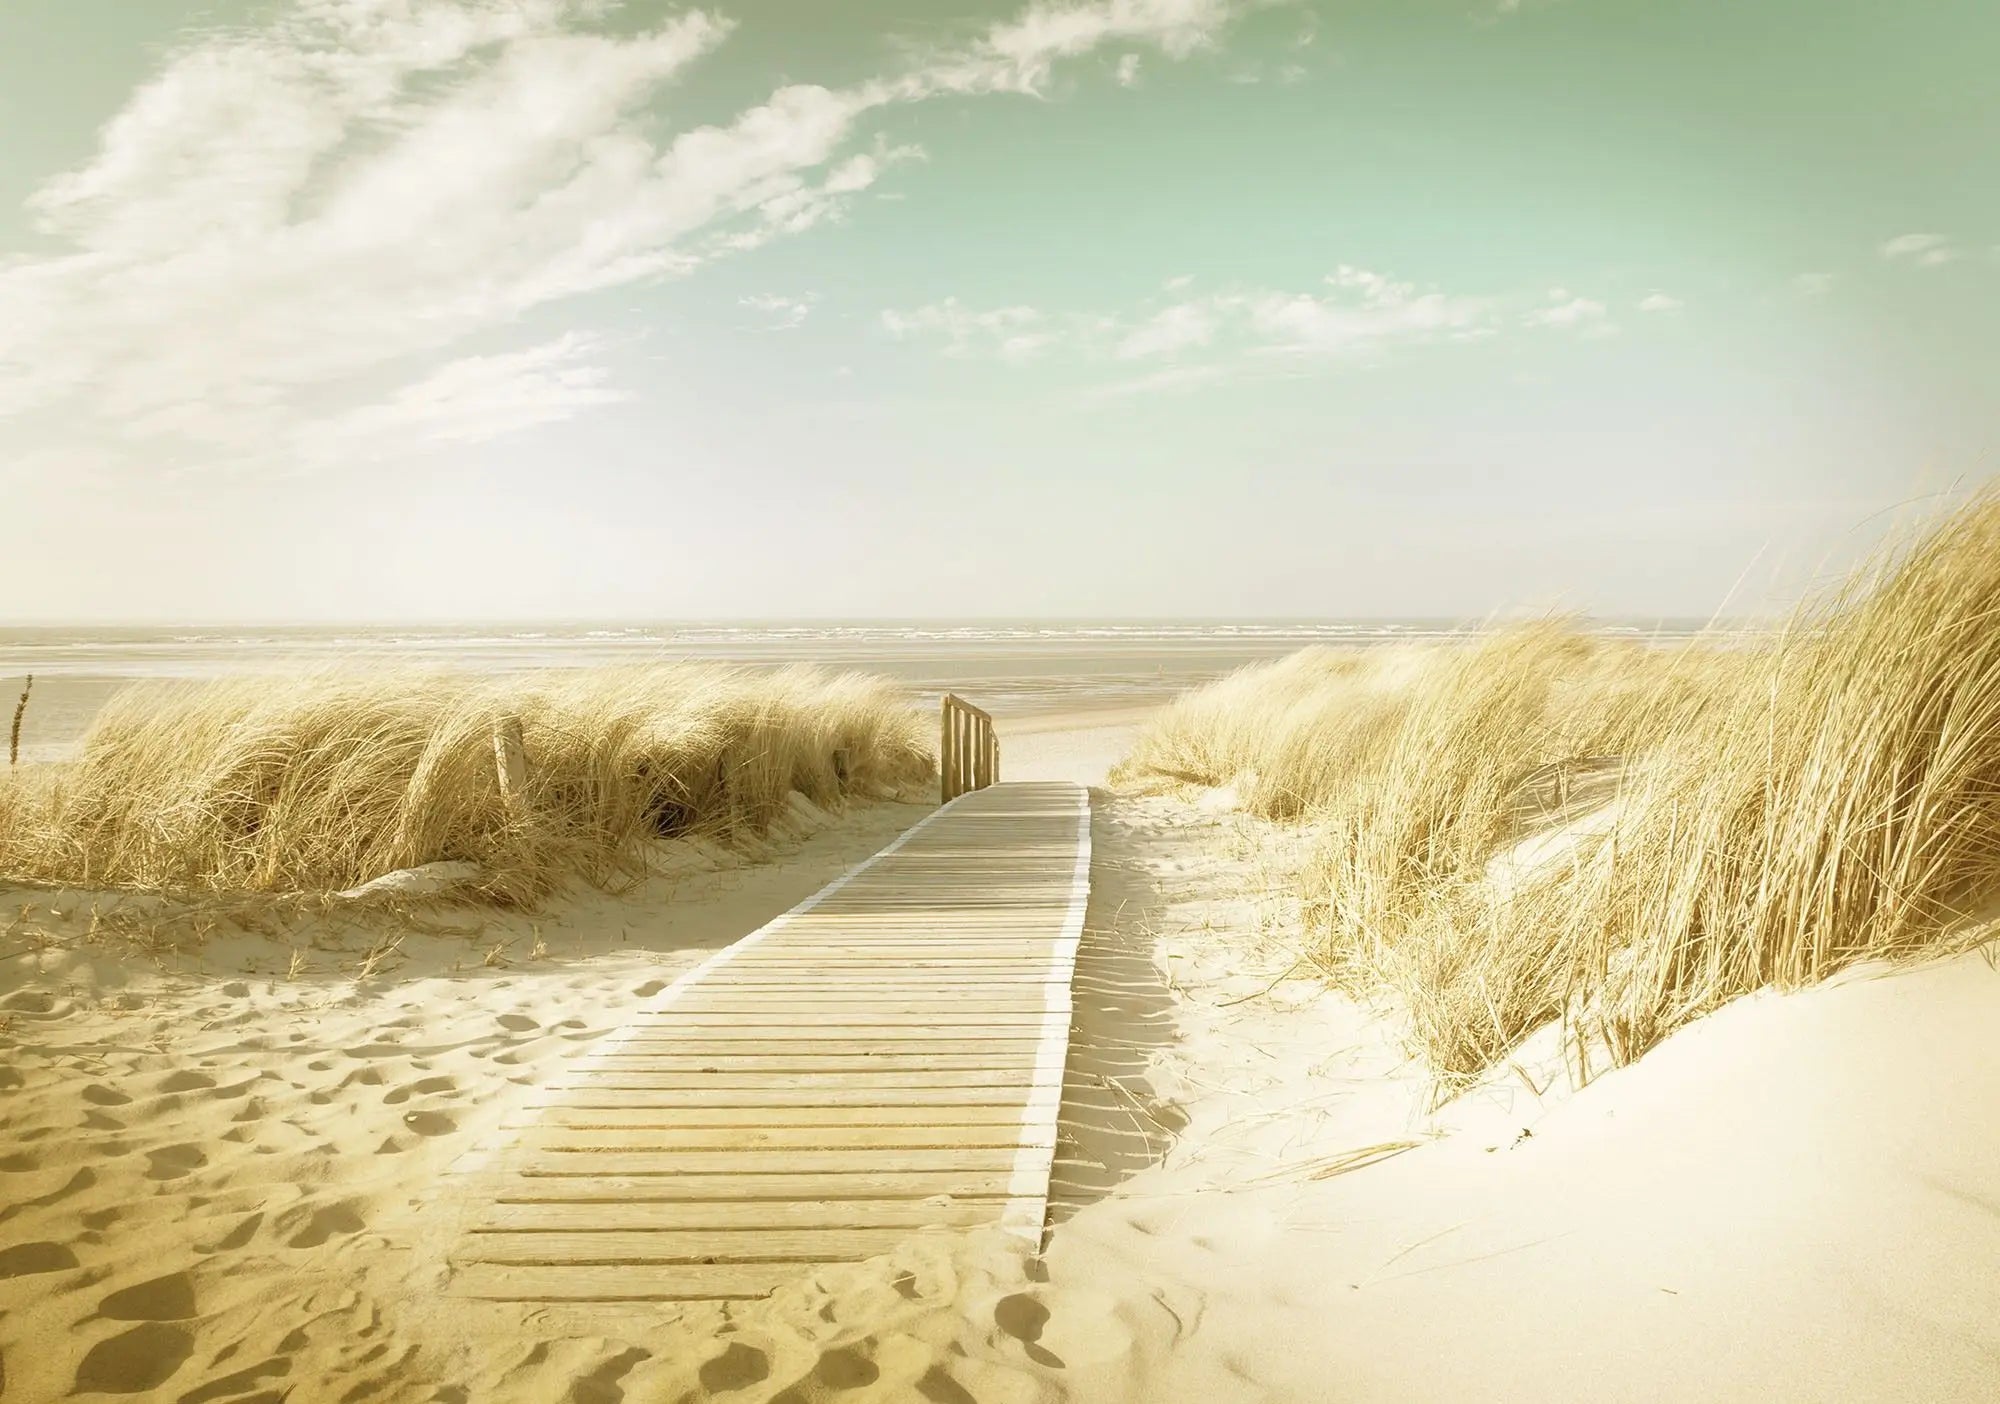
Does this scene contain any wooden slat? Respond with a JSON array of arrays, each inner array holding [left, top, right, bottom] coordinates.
[[520, 1126, 1026, 1153], [590, 1052, 1041, 1071], [538, 1087, 1035, 1109], [615, 1023, 1051, 1038], [477, 1198, 1001, 1232], [462, 1228, 922, 1265], [490, 1170, 1013, 1201], [454, 1263, 809, 1302], [564, 1080, 1032, 1104], [512, 1148, 1024, 1176], [531, 1104, 1031, 1129]]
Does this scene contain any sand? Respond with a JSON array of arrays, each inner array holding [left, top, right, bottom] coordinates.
[[4, 716, 1999, 1401], [995, 704, 1154, 787]]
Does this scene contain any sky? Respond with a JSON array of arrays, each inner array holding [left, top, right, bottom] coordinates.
[[0, 0, 1993, 623]]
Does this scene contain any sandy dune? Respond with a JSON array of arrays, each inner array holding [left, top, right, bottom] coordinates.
[[4, 758, 1999, 1400]]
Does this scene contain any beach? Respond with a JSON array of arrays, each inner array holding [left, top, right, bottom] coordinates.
[[5, 551, 2000, 1401], [6, 725, 1996, 1401]]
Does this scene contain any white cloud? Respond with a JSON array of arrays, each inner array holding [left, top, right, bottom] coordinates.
[[1086, 363, 1230, 399], [1792, 272, 1835, 298], [881, 299, 1050, 360], [1523, 289, 1610, 328], [1248, 266, 1491, 353], [1879, 232, 1959, 267], [886, 263, 1500, 383], [320, 333, 628, 455], [740, 292, 820, 330], [0, 0, 1254, 472], [980, 0, 1236, 90], [1115, 301, 1219, 358], [1637, 292, 1682, 313], [1116, 53, 1143, 86]]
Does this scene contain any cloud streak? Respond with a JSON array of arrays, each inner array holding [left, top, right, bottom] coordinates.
[[884, 265, 1645, 392]]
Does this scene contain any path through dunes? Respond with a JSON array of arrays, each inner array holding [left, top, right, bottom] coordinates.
[[448, 781, 1090, 1304]]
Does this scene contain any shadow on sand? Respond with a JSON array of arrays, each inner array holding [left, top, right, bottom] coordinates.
[[1045, 793, 1188, 1230]]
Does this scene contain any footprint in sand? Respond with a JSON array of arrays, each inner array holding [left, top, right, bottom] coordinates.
[[401, 1110, 456, 1137], [810, 1348, 879, 1391], [284, 1200, 366, 1248], [74, 1322, 193, 1395], [82, 1083, 133, 1107], [0, 1151, 38, 1173], [497, 1013, 539, 1032], [383, 1075, 455, 1105], [0, 1240, 79, 1277], [145, 1144, 208, 1181], [98, 1271, 197, 1321], [195, 1212, 262, 1253], [698, 1342, 770, 1393], [160, 1070, 217, 1093], [568, 1346, 650, 1404], [632, 980, 666, 998], [915, 1366, 979, 1404], [994, 1292, 1065, 1368]]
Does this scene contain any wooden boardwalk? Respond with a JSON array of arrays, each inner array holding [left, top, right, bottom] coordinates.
[[451, 780, 1091, 1303]]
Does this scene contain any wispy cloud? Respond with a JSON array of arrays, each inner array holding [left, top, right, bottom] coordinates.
[[1879, 232, 1960, 267], [1244, 266, 1491, 353], [1792, 272, 1835, 298], [321, 333, 627, 456], [881, 299, 1056, 363], [1637, 292, 1683, 313], [0, 0, 1254, 470], [1115, 301, 1220, 358], [741, 293, 820, 330], [885, 264, 1635, 392], [1522, 289, 1610, 329]]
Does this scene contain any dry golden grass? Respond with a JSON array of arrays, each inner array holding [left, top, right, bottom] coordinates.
[[0, 664, 931, 903], [1120, 495, 2000, 1082]]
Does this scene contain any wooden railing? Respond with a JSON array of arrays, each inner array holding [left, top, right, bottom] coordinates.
[[940, 694, 999, 803]]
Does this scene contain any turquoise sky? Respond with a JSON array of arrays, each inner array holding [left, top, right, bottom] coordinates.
[[0, 0, 1993, 621]]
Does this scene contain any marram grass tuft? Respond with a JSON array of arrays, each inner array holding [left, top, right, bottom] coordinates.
[[1120, 494, 2000, 1082], [0, 664, 932, 904]]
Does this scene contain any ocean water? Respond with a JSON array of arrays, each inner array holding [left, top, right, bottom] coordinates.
[[0, 619, 1712, 764]]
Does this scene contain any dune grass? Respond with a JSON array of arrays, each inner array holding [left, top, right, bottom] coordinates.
[[0, 664, 932, 903], [1119, 495, 2000, 1082]]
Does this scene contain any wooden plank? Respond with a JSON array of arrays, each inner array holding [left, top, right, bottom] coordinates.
[[531, 1104, 1031, 1128], [512, 1147, 1025, 1176], [490, 1170, 1013, 1201], [617, 1025, 1056, 1040], [564, 1080, 1032, 1104], [477, 1198, 1000, 1232], [519, 1125, 1028, 1153], [538, 1088, 1035, 1109], [454, 1262, 803, 1302], [584, 1048, 1040, 1072], [462, 1227, 923, 1265], [660, 1000, 1059, 1015], [940, 697, 956, 804]]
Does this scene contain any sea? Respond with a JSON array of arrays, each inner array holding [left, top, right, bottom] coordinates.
[[0, 620, 1712, 764]]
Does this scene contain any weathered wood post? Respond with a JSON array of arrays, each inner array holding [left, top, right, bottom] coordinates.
[[492, 716, 528, 813]]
